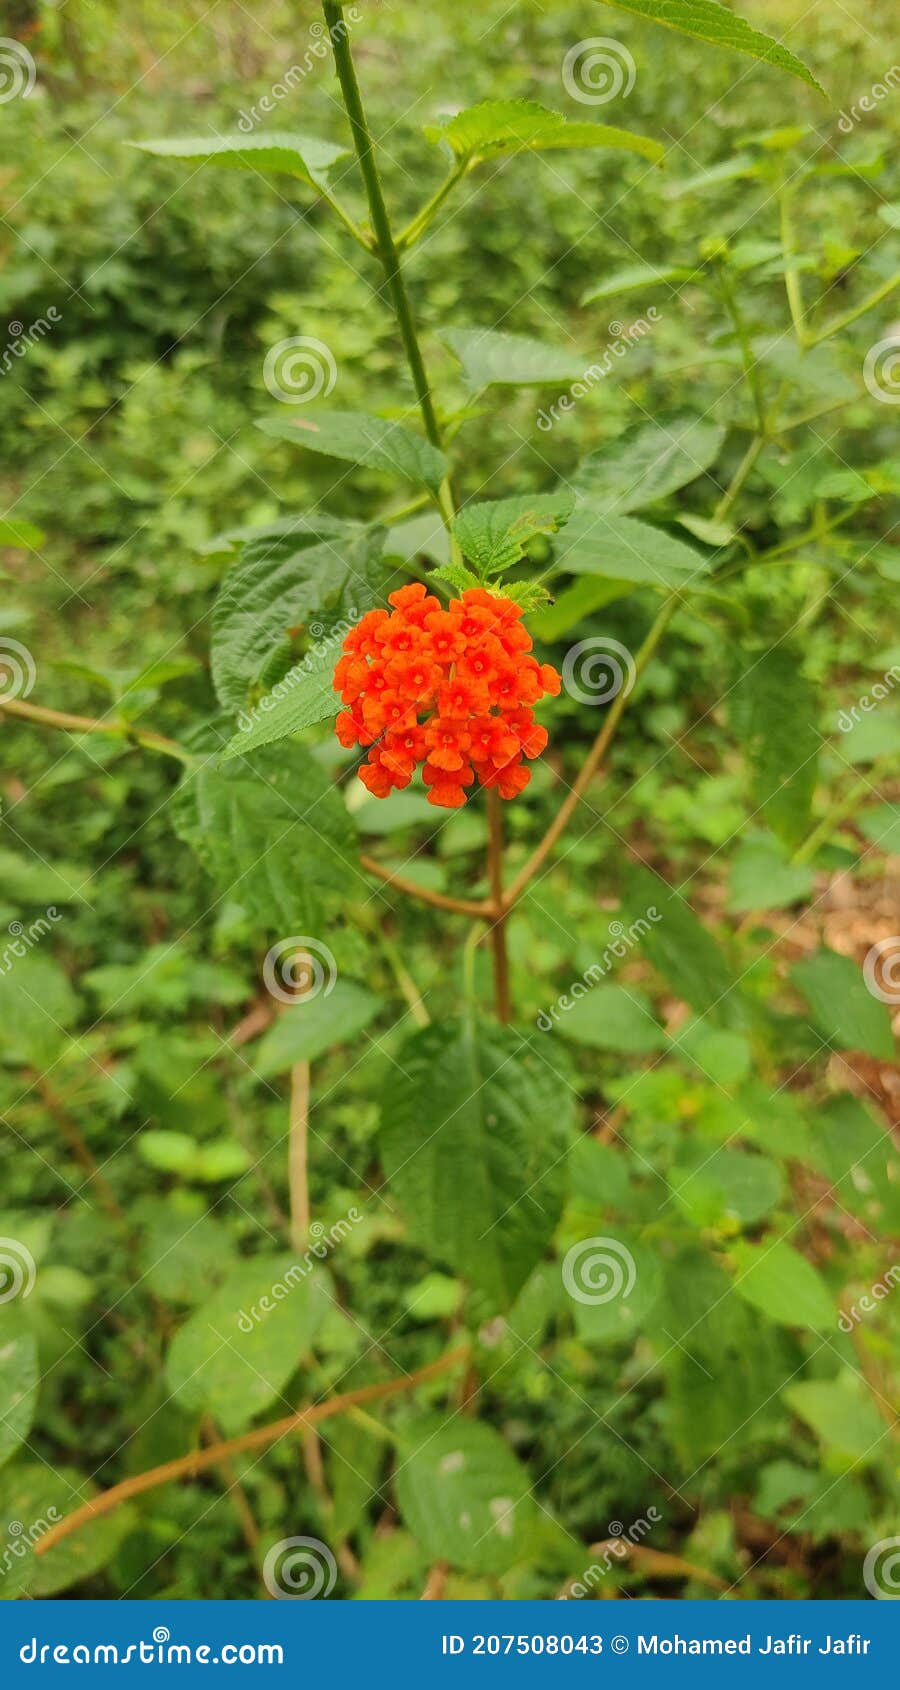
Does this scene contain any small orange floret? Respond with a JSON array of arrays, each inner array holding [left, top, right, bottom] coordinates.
[[333, 585, 560, 808]]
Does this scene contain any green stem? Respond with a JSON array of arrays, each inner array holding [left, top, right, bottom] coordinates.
[[793, 756, 892, 864], [323, 1, 444, 454], [717, 260, 768, 436], [398, 161, 471, 249], [779, 181, 810, 348], [713, 433, 765, 524], [805, 269, 900, 348]]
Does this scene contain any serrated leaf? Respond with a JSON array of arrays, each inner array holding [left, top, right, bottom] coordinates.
[[730, 1239, 834, 1330], [253, 982, 381, 1075], [581, 262, 691, 304], [572, 414, 726, 513], [595, 0, 824, 92], [211, 517, 389, 710], [220, 642, 342, 760], [129, 132, 348, 187], [792, 949, 894, 1061], [453, 492, 575, 577], [395, 1416, 537, 1575], [172, 734, 361, 931], [440, 327, 586, 389], [166, 1254, 327, 1432], [255, 411, 447, 492], [424, 99, 662, 164], [729, 648, 819, 847], [380, 1023, 574, 1308], [554, 507, 710, 588]]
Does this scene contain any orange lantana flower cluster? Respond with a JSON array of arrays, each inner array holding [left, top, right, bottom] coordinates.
[[334, 583, 561, 808]]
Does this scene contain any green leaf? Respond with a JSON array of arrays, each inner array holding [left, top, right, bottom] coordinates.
[[211, 517, 388, 710], [255, 411, 447, 492], [424, 99, 663, 165], [622, 864, 739, 1021], [380, 1023, 574, 1308], [783, 1375, 886, 1461], [572, 414, 726, 513], [0, 954, 79, 1069], [395, 1416, 537, 1574], [594, 0, 825, 92], [166, 1254, 327, 1432], [581, 262, 691, 304], [730, 1239, 834, 1330], [529, 575, 632, 640], [136, 1130, 251, 1184], [727, 836, 814, 913], [0, 1304, 38, 1473], [669, 1147, 783, 1228], [791, 949, 894, 1061], [172, 735, 360, 932], [129, 132, 348, 187], [729, 648, 819, 847], [253, 982, 381, 1076], [0, 520, 44, 551], [440, 327, 587, 389], [220, 642, 343, 761], [0, 1463, 130, 1596], [553, 507, 711, 589], [553, 983, 665, 1052], [452, 492, 575, 577], [0, 850, 86, 906], [568, 1234, 662, 1346]]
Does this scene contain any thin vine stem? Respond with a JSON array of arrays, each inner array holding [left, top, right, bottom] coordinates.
[[35, 1345, 471, 1557], [486, 788, 511, 1022], [0, 696, 193, 763]]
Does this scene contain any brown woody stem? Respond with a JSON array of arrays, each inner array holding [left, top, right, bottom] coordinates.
[[35, 1345, 470, 1557]]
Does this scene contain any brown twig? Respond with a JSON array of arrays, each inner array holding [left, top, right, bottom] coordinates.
[[35, 1345, 470, 1557], [33, 1076, 124, 1222], [360, 853, 492, 918], [556, 1539, 726, 1598], [421, 1560, 449, 1599], [486, 789, 511, 1022], [502, 594, 680, 911], [0, 696, 191, 762]]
